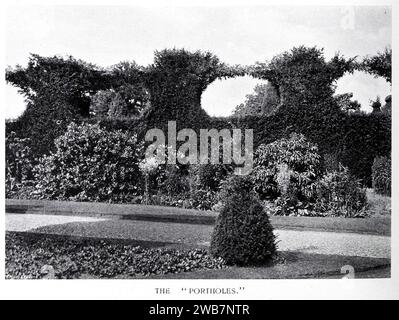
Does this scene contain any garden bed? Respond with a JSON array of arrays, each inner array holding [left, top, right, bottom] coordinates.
[[5, 232, 226, 279]]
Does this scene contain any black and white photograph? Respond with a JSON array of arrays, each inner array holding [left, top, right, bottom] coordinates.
[[1, 0, 398, 301]]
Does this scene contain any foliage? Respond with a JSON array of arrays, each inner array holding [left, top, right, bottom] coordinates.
[[208, 99, 391, 187], [372, 156, 391, 196], [90, 90, 114, 117], [371, 96, 382, 114], [339, 112, 391, 186], [233, 82, 280, 116], [6, 96, 80, 157], [210, 175, 277, 266], [361, 47, 392, 83], [252, 133, 321, 202], [90, 90, 131, 118], [313, 166, 368, 217], [188, 189, 219, 211], [109, 61, 150, 116], [5, 132, 35, 197], [249, 46, 356, 105], [189, 164, 233, 192], [90, 62, 149, 118], [143, 48, 242, 129], [5, 47, 391, 196], [5, 233, 226, 279], [150, 188, 218, 211], [382, 95, 391, 115], [6, 54, 110, 116], [33, 122, 143, 202], [334, 93, 361, 113]]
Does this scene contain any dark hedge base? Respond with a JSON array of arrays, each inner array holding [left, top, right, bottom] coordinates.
[[5, 232, 226, 279]]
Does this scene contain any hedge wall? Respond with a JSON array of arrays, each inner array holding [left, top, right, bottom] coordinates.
[[207, 103, 391, 187]]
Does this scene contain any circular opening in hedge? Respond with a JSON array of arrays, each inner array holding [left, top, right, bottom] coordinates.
[[201, 76, 268, 117], [335, 71, 391, 113]]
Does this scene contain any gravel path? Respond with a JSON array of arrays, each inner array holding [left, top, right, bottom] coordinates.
[[275, 230, 390, 259], [5, 214, 108, 232], [6, 213, 391, 259]]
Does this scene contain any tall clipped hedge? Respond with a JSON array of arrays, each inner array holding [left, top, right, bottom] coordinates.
[[6, 47, 391, 188], [6, 97, 81, 157], [208, 102, 391, 187]]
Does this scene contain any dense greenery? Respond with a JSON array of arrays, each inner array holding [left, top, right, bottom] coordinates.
[[6, 46, 391, 215], [361, 47, 392, 84], [5, 132, 34, 198], [313, 167, 368, 217], [233, 82, 280, 116], [248, 46, 356, 105], [33, 123, 143, 202], [372, 156, 391, 196], [252, 133, 321, 201], [6, 232, 226, 279], [210, 176, 277, 265]]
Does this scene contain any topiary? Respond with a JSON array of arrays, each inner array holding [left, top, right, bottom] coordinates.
[[372, 156, 391, 196], [210, 175, 277, 266]]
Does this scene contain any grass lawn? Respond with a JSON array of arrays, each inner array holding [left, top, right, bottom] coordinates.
[[366, 188, 391, 217]]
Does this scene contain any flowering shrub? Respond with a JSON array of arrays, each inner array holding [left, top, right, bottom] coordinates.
[[252, 133, 321, 202], [139, 156, 161, 205], [313, 166, 368, 217], [33, 122, 143, 202]]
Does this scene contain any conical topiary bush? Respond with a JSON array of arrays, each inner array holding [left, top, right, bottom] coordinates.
[[210, 175, 277, 266]]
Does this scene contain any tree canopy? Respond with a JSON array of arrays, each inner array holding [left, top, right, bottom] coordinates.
[[233, 82, 280, 117]]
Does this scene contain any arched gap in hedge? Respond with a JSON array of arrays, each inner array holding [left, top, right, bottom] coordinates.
[[335, 70, 391, 113], [201, 76, 270, 117]]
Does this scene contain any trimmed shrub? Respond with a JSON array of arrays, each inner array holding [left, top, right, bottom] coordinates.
[[313, 166, 368, 217], [210, 175, 277, 266], [33, 122, 143, 202], [372, 156, 391, 196], [251, 133, 321, 201]]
